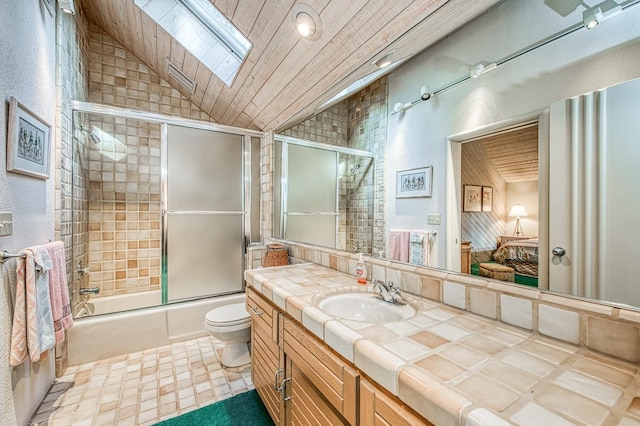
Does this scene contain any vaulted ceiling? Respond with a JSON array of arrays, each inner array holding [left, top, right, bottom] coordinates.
[[82, 0, 501, 132]]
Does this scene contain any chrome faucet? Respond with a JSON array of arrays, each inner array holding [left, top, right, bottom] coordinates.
[[372, 280, 403, 304], [78, 287, 100, 295]]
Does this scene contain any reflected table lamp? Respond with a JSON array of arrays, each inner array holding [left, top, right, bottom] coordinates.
[[509, 204, 528, 237]]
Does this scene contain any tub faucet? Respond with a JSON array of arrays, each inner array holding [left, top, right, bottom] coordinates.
[[78, 287, 100, 295], [372, 280, 403, 304]]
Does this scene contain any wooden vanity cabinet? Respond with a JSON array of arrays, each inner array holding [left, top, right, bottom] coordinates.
[[248, 285, 430, 426], [360, 379, 434, 426], [283, 318, 358, 425], [247, 286, 285, 424]]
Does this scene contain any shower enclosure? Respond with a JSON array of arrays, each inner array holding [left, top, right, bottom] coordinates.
[[71, 103, 261, 317], [273, 135, 374, 254]]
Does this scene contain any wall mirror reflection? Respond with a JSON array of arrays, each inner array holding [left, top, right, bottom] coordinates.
[[273, 0, 640, 310]]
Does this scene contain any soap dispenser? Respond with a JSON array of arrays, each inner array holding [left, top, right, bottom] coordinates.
[[356, 253, 367, 285]]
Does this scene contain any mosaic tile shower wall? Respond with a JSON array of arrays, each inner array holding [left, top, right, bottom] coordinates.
[[278, 78, 388, 255], [86, 116, 162, 297]]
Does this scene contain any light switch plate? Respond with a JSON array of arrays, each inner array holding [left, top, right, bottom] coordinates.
[[0, 212, 13, 236], [427, 214, 441, 225]]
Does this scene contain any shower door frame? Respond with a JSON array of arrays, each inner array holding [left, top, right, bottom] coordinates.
[[274, 134, 374, 250], [72, 101, 264, 307]]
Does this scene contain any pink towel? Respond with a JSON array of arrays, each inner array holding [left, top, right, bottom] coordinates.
[[45, 241, 73, 344], [10, 251, 38, 366], [389, 229, 410, 262]]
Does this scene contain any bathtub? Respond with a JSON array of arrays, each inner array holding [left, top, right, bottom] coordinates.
[[67, 292, 246, 365], [75, 290, 162, 317]]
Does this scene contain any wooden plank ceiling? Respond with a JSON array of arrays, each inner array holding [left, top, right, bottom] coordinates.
[[478, 125, 539, 183], [81, 0, 501, 131]]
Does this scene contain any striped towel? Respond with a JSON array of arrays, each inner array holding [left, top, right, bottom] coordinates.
[[45, 241, 73, 344], [409, 230, 430, 266]]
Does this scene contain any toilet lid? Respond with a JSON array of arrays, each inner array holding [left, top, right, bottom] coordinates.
[[205, 303, 250, 326]]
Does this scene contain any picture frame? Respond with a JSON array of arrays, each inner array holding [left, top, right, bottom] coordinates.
[[7, 97, 52, 179], [482, 186, 493, 212], [463, 185, 482, 212], [41, 0, 55, 16], [396, 166, 432, 198]]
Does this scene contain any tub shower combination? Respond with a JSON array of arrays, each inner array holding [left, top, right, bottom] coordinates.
[[68, 102, 262, 363]]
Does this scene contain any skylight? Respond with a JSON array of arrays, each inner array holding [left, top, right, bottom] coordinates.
[[135, 0, 252, 87]]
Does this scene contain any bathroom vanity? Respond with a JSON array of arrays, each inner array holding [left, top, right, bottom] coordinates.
[[245, 263, 640, 425]]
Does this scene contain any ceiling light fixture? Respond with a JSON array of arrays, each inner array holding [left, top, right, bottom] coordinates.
[[374, 52, 394, 69], [291, 4, 322, 40], [59, 0, 75, 14], [583, 0, 622, 29]]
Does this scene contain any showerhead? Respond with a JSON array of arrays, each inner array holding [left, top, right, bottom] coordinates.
[[76, 125, 101, 144]]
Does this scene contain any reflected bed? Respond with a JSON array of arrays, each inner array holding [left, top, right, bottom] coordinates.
[[493, 238, 538, 277]]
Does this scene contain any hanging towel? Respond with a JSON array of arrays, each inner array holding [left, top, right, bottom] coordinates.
[[409, 230, 430, 266], [45, 241, 73, 344], [30, 246, 55, 359], [10, 247, 55, 366], [0, 259, 18, 425], [389, 229, 410, 262], [10, 252, 32, 366]]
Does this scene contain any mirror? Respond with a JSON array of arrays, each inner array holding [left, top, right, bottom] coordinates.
[[274, 1, 640, 308], [273, 135, 375, 254]]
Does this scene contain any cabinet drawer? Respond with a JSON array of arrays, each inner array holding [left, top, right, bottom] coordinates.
[[246, 286, 277, 341], [283, 318, 358, 424], [360, 379, 433, 426]]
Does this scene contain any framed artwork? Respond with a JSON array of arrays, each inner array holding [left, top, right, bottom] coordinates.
[[482, 186, 493, 212], [7, 97, 52, 179], [41, 0, 55, 16], [396, 166, 432, 198], [463, 185, 482, 212]]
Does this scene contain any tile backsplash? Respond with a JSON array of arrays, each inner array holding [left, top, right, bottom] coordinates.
[[248, 240, 640, 363]]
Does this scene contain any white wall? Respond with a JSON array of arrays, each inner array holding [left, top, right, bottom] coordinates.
[[506, 181, 538, 238], [386, 0, 640, 270], [0, 0, 57, 424]]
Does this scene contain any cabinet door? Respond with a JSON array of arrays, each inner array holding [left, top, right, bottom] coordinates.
[[289, 360, 351, 426], [360, 379, 433, 426], [247, 287, 284, 424], [283, 318, 358, 425]]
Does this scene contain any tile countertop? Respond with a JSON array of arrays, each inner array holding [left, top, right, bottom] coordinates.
[[244, 263, 640, 426]]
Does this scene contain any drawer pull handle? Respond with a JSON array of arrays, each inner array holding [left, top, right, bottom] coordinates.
[[274, 369, 283, 391], [280, 377, 291, 401], [250, 306, 263, 316]]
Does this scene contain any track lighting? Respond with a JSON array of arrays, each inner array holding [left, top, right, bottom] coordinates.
[[583, 0, 621, 29], [470, 62, 497, 78], [420, 86, 431, 101]]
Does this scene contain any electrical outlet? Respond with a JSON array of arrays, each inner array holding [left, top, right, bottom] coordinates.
[[0, 212, 13, 236], [427, 214, 441, 225]]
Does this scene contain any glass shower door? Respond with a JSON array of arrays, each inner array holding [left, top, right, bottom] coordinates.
[[284, 144, 338, 248], [165, 125, 244, 302]]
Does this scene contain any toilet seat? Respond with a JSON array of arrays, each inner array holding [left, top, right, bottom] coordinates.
[[205, 303, 250, 327]]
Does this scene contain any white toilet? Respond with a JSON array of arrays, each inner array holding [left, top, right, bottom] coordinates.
[[204, 303, 251, 367]]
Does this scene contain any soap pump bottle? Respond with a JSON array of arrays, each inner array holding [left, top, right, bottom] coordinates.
[[356, 254, 367, 285]]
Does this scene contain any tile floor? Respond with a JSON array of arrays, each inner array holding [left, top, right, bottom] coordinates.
[[30, 336, 254, 425]]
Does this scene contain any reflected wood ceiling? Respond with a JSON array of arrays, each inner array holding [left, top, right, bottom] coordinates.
[[82, 0, 500, 131], [478, 124, 539, 183]]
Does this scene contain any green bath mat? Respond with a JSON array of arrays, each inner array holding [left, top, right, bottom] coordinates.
[[154, 389, 274, 426]]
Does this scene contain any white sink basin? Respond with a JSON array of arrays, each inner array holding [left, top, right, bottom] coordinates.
[[318, 293, 415, 323]]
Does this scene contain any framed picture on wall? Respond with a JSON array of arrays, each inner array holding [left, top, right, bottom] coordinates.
[[6, 97, 52, 179], [396, 166, 433, 198], [463, 185, 482, 212], [482, 186, 493, 212]]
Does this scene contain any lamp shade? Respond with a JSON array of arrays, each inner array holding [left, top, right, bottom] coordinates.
[[509, 204, 528, 217]]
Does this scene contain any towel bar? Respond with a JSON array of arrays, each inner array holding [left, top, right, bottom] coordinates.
[[0, 250, 27, 262]]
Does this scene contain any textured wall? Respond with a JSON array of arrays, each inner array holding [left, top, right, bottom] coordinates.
[[0, 1, 57, 424]]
